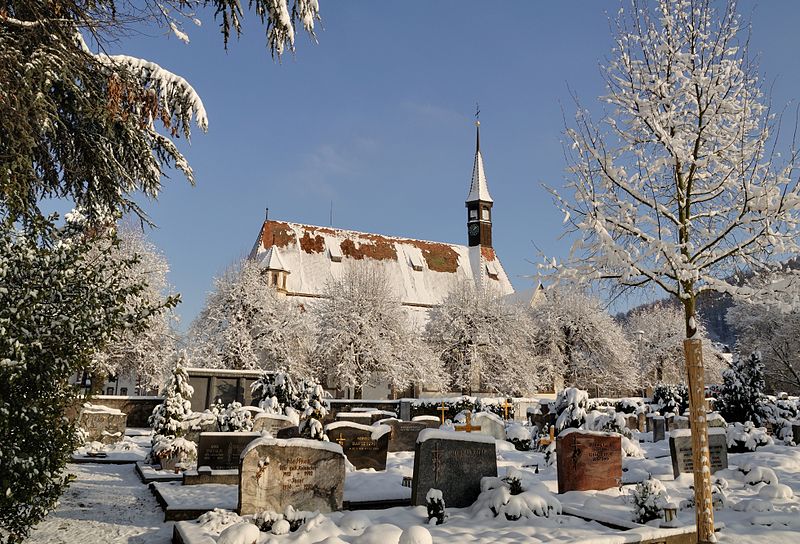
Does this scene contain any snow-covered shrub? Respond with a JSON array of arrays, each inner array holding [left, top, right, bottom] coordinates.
[[252, 505, 310, 533], [252, 371, 298, 412], [554, 388, 588, 430], [743, 466, 778, 486], [506, 424, 532, 451], [584, 410, 632, 439], [425, 488, 446, 525], [152, 436, 197, 470], [399, 526, 433, 544], [471, 473, 561, 521], [217, 522, 260, 544], [651, 383, 688, 416], [196, 508, 242, 533], [615, 398, 644, 414], [726, 421, 773, 452], [717, 352, 768, 425], [149, 351, 194, 441], [297, 380, 330, 441], [214, 402, 254, 432], [630, 478, 671, 524]]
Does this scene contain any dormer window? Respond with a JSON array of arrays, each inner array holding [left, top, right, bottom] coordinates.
[[486, 261, 499, 280], [408, 251, 424, 272], [329, 242, 343, 263]]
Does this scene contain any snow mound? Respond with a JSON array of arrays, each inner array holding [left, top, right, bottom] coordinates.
[[471, 478, 561, 520], [351, 523, 403, 544], [339, 512, 371, 533], [271, 519, 290, 535], [732, 499, 773, 512], [197, 508, 242, 533], [398, 526, 433, 544], [745, 467, 779, 486], [216, 521, 259, 544], [757, 483, 793, 500]]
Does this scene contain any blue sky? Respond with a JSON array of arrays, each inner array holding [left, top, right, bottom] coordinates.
[[105, 1, 800, 328]]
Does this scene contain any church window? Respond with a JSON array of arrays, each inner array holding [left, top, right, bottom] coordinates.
[[485, 261, 499, 279], [328, 242, 343, 262], [272, 272, 279, 285], [120, 388, 128, 396]]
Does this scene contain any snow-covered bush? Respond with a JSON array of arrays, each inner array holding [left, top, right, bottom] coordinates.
[[152, 436, 197, 469], [471, 471, 561, 521], [630, 478, 671, 524], [215, 402, 254, 432], [717, 352, 768, 425], [196, 508, 242, 533], [252, 505, 310, 533], [506, 424, 532, 451], [726, 422, 773, 452], [425, 488, 446, 525], [651, 383, 688, 416], [149, 352, 194, 441], [554, 388, 588, 430], [584, 410, 632, 439]]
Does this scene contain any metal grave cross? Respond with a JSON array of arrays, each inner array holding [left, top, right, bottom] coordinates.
[[501, 399, 513, 420], [335, 433, 346, 447], [454, 411, 482, 433]]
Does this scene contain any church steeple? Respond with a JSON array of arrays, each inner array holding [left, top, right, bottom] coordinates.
[[466, 120, 493, 248]]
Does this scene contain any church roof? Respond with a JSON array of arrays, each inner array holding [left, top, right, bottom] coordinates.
[[249, 220, 514, 308], [259, 246, 288, 272], [466, 122, 493, 203]]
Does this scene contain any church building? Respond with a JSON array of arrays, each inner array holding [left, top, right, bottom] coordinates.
[[248, 121, 515, 323]]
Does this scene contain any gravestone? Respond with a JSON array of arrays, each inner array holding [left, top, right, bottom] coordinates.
[[412, 429, 497, 508], [351, 408, 398, 424], [400, 400, 412, 421], [325, 422, 391, 470], [625, 415, 639, 432], [671, 415, 690, 430], [793, 423, 800, 445], [335, 412, 373, 425], [196, 432, 261, 470], [652, 416, 666, 442], [383, 418, 439, 452], [645, 414, 653, 434], [238, 438, 345, 515], [412, 415, 440, 424], [556, 431, 622, 493], [637, 412, 646, 432], [78, 403, 127, 444], [669, 428, 728, 478], [252, 413, 297, 437], [471, 411, 507, 440]]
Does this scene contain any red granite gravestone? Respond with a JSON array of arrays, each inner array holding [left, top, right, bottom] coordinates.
[[556, 431, 622, 493]]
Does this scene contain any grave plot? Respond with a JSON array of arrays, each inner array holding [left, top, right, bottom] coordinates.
[[325, 422, 391, 470], [72, 426, 151, 464]]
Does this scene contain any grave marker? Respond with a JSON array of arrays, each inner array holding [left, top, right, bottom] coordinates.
[[471, 411, 507, 440], [252, 413, 297, 438], [238, 438, 345, 515], [412, 429, 497, 508], [556, 431, 622, 493], [383, 418, 439, 452], [324, 422, 391, 470], [669, 428, 728, 478], [77, 403, 127, 444], [652, 416, 666, 442], [196, 432, 261, 470]]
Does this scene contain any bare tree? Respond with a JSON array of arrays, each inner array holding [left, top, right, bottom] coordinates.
[[547, 1, 800, 538], [314, 265, 445, 396]]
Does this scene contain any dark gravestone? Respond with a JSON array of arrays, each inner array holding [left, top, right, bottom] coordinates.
[[383, 418, 439, 452], [400, 400, 412, 422], [252, 413, 297, 437], [556, 431, 622, 493], [652, 416, 666, 442], [793, 423, 800, 445], [335, 412, 374, 424], [196, 432, 261, 470], [238, 438, 345, 515], [77, 404, 127, 444], [645, 414, 653, 434], [325, 422, 391, 470], [669, 428, 728, 478], [412, 429, 497, 508]]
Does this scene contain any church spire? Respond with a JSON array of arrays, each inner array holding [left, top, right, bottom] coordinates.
[[466, 118, 494, 248]]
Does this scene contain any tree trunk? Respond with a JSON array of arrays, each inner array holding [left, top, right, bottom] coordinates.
[[683, 299, 715, 542]]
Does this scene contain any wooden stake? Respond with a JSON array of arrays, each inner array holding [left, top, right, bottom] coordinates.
[[684, 338, 715, 543]]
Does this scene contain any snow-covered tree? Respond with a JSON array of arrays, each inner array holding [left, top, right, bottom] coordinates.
[[625, 302, 724, 387], [1, 0, 321, 226], [149, 351, 194, 440], [717, 352, 767, 426], [314, 264, 445, 396], [530, 287, 635, 395], [91, 223, 179, 389], [426, 281, 544, 395], [0, 218, 168, 542], [545, 2, 800, 536], [190, 259, 314, 376], [727, 286, 800, 394]]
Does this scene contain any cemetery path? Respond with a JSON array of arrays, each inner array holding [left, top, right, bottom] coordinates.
[[24, 463, 172, 544]]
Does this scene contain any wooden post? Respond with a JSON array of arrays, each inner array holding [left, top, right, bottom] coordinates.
[[684, 338, 714, 542]]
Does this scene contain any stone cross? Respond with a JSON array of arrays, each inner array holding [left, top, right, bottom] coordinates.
[[501, 399, 513, 420], [431, 442, 443, 484], [437, 401, 448, 424], [454, 411, 482, 433]]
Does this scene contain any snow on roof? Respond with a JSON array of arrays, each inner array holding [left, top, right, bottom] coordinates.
[[249, 220, 514, 307], [259, 246, 288, 272], [466, 148, 493, 203]]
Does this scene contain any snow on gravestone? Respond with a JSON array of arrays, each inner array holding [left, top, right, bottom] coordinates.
[[470, 411, 507, 441], [669, 427, 728, 479], [412, 429, 497, 508], [381, 418, 440, 452], [78, 403, 127, 444], [324, 422, 391, 470], [238, 438, 345, 515], [251, 413, 299, 438], [196, 432, 262, 470], [556, 430, 622, 494]]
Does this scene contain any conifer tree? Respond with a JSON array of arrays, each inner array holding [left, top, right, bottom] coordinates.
[[717, 352, 767, 426], [149, 351, 194, 440]]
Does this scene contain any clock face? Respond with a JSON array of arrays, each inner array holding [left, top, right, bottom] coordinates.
[[469, 223, 480, 236]]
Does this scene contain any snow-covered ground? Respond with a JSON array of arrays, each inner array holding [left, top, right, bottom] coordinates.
[[24, 432, 800, 543]]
